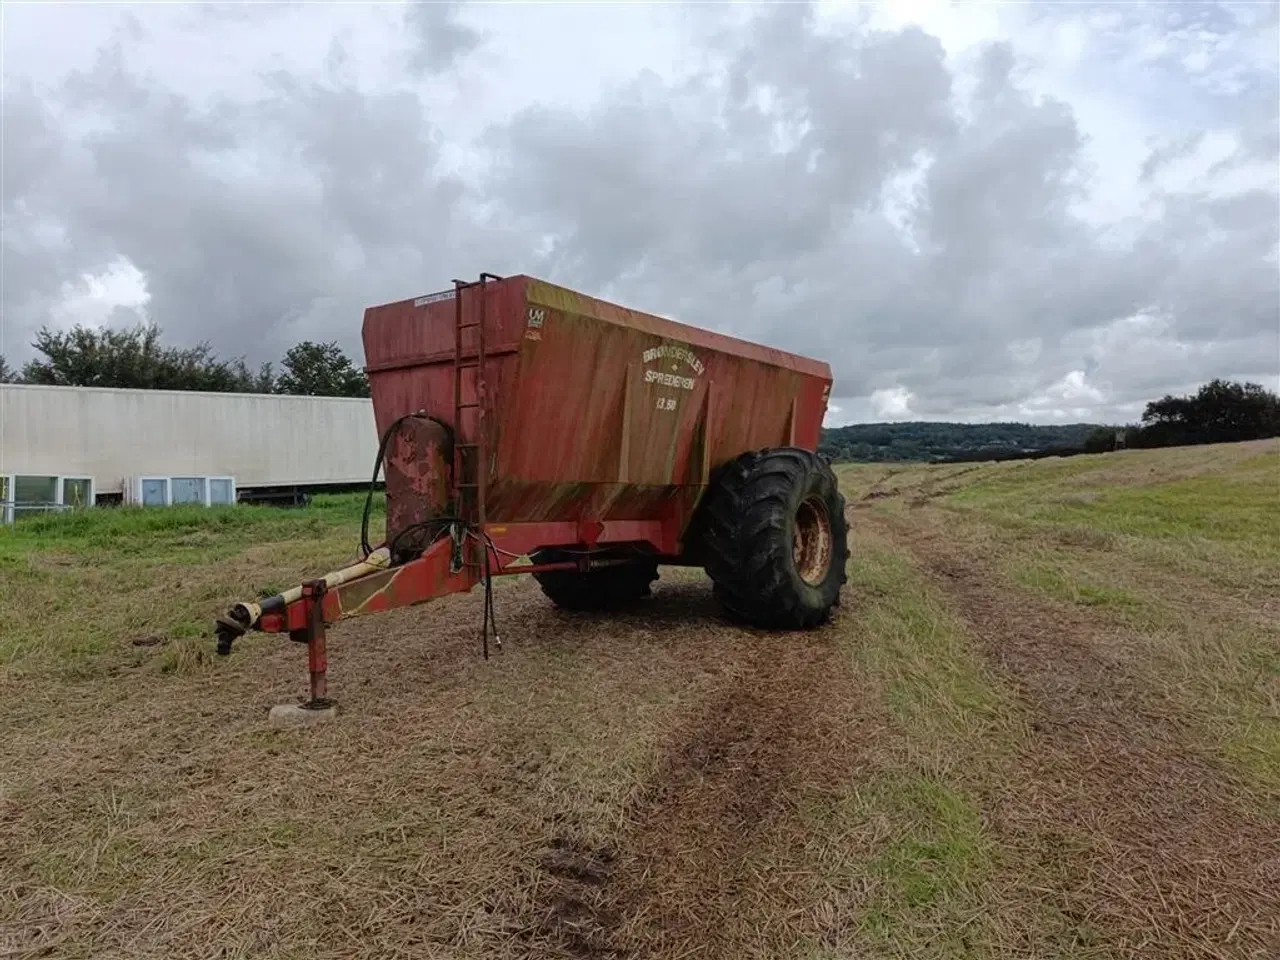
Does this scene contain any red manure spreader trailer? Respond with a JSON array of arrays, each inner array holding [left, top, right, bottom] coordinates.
[[215, 273, 848, 716]]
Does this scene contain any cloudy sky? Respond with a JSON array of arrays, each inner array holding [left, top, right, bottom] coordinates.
[[3, 1, 1277, 425]]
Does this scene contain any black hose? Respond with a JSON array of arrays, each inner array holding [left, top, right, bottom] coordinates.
[[387, 515, 464, 561], [482, 535, 491, 660], [479, 530, 503, 660]]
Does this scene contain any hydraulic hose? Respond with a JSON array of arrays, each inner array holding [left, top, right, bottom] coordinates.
[[214, 547, 393, 655]]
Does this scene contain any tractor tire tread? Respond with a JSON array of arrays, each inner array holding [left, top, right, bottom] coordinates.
[[699, 446, 849, 629], [534, 562, 659, 612]]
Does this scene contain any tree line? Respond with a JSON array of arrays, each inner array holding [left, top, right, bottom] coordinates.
[[1083, 378, 1280, 453], [818, 421, 1098, 463], [0, 322, 370, 398]]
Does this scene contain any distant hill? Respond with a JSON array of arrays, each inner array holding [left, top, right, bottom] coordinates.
[[818, 421, 1102, 463]]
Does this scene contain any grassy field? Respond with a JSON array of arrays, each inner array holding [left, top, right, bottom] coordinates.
[[1, 439, 1276, 959]]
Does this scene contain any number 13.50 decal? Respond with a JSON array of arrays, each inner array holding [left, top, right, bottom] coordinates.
[[655, 396, 677, 412]]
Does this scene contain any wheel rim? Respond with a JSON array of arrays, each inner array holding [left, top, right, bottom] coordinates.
[[793, 495, 833, 587]]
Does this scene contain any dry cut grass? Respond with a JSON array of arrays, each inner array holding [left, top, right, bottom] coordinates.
[[2, 442, 1278, 958]]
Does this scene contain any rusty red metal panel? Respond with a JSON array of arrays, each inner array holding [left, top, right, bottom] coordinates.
[[361, 274, 833, 551], [383, 416, 452, 558]]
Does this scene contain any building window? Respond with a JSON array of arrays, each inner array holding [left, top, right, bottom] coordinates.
[[140, 478, 169, 506], [13, 475, 59, 519], [209, 478, 235, 505], [127, 475, 237, 508], [62, 477, 93, 508], [0, 475, 95, 524], [171, 477, 207, 505]]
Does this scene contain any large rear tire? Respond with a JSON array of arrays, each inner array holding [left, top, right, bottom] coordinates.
[[533, 561, 659, 612], [700, 447, 849, 629]]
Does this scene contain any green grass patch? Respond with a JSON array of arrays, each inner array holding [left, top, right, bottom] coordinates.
[[920, 456, 1280, 798], [0, 494, 381, 674], [946, 447, 1278, 541], [1012, 561, 1148, 615], [936, 447, 1280, 595], [0, 492, 381, 557], [1047, 474, 1279, 543], [971, 533, 1280, 798], [799, 764, 1086, 959], [856, 775, 994, 951], [842, 545, 1023, 760]]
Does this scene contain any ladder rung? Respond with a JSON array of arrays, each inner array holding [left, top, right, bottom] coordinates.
[[458, 402, 481, 409], [458, 322, 482, 329], [456, 442, 480, 449], [456, 360, 482, 369]]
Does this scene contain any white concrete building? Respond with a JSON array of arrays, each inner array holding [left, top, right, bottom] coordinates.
[[0, 383, 378, 520]]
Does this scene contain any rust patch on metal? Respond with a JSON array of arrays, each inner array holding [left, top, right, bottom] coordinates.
[[384, 416, 452, 557]]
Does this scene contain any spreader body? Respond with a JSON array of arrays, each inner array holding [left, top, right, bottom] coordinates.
[[365, 274, 832, 558]]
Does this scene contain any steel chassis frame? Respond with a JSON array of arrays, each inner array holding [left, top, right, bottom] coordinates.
[[266, 519, 686, 710]]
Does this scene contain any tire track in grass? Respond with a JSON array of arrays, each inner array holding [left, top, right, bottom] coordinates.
[[872, 507, 1280, 959], [524, 619, 881, 959], [534, 514, 1109, 960]]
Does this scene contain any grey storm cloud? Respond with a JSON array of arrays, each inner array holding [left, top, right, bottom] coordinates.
[[1, 0, 1276, 422], [2, 24, 510, 364], [403, 0, 484, 76], [482, 4, 1278, 414]]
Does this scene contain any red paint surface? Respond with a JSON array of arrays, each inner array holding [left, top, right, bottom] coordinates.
[[363, 274, 833, 555]]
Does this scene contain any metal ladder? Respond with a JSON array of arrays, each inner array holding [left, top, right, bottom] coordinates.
[[450, 273, 501, 544], [452, 273, 504, 657]]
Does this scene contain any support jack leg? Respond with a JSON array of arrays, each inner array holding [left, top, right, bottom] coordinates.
[[269, 579, 339, 729]]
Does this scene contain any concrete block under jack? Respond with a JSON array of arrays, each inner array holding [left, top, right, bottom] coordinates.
[[268, 702, 338, 728]]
